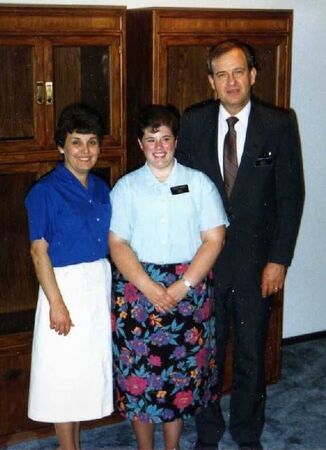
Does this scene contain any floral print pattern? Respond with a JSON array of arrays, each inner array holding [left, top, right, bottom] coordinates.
[[112, 262, 218, 423]]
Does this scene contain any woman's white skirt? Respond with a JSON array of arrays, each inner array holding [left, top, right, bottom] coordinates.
[[28, 259, 113, 423]]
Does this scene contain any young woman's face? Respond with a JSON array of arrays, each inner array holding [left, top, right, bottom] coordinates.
[[138, 125, 176, 174], [59, 131, 100, 182]]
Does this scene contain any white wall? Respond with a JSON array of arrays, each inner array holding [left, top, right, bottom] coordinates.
[[3, 0, 326, 338]]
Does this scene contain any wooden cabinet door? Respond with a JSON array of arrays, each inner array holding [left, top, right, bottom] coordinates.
[[0, 6, 126, 160], [0, 38, 45, 151], [0, 163, 51, 333], [0, 333, 37, 436], [44, 36, 123, 150], [127, 8, 292, 170], [0, 36, 123, 156], [149, 9, 292, 109]]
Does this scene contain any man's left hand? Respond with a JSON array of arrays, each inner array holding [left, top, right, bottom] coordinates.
[[261, 262, 286, 298]]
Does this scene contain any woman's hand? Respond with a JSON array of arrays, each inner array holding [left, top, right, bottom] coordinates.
[[167, 280, 190, 305], [142, 281, 176, 313], [30, 238, 73, 335], [49, 300, 74, 336], [110, 233, 176, 313]]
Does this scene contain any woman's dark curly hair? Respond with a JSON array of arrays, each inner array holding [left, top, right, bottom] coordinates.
[[54, 103, 105, 148]]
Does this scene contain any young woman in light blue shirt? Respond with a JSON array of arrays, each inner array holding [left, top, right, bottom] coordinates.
[[109, 105, 228, 450]]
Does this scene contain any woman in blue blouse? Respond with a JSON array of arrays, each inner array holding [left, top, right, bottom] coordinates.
[[25, 104, 113, 450], [109, 105, 228, 450]]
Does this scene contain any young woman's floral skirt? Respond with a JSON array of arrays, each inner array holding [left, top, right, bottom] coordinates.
[[112, 262, 218, 423]]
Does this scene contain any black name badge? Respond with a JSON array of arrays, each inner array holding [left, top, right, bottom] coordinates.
[[170, 184, 189, 195], [255, 151, 273, 167]]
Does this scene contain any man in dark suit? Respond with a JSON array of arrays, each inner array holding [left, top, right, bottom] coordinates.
[[176, 40, 304, 450]]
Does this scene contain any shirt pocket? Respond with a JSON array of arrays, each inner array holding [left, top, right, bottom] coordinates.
[[170, 191, 198, 225]]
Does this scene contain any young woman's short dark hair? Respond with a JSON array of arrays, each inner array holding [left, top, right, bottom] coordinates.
[[207, 39, 257, 75], [137, 104, 180, 139], [54, 103, 105, 148]]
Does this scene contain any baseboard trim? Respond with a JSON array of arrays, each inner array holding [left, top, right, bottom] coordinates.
[[282, 330, 326, 346]]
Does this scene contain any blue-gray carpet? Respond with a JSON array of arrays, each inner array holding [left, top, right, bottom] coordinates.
[[4, 338, 326, 450]]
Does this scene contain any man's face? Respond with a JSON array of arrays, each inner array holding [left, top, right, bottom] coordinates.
[[208, 47, 257, 115]]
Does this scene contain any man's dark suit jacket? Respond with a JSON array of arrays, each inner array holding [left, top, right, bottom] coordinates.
[[176, 98, 304, 288]]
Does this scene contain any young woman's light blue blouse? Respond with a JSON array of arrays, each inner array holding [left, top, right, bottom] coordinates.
[[110, 159, 228, 264], [25, 163, 111, 267]]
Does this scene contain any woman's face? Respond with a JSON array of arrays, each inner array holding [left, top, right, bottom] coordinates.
[[138, 125, 176, 175], [59, 131, 100, 182]]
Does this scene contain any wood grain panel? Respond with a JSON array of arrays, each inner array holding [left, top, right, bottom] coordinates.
[[0, 170, 38, 317], [0, 45, 34, 140], [155, 9, 291, 34], [0, 332, 39, 436], [0, 7, 124, 35], [53, 46, 81, 126], [167, 46, 212, 114]]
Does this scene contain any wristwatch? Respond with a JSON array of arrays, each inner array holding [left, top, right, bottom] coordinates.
[[182, 277, 193, 289]]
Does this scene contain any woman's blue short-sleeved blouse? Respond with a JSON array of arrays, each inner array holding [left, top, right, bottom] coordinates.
[[25, 163, 111, 267]]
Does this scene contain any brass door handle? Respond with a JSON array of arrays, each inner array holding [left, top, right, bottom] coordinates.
[[36, 81, 53, 105], [36, 81, 44, 104], [45, 81, 53, 105]]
